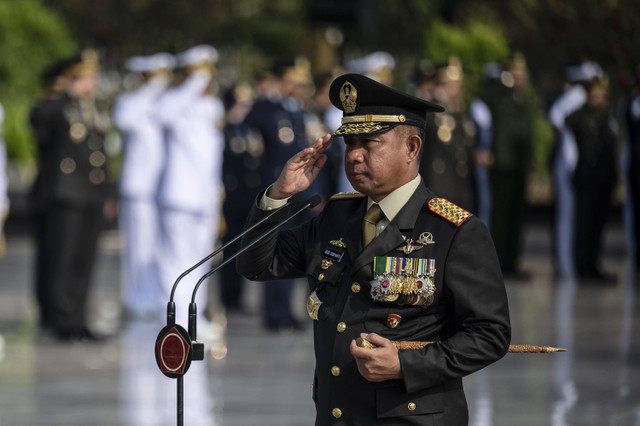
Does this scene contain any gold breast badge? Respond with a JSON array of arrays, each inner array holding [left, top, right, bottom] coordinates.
[[396, 238, 423, 255], [416, 232, 435, 245]]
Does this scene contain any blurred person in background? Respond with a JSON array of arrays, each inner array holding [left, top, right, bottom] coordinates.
[[219, 82, 263, 312], [624, 65, 640, 276], [29, 51, 113, 341], [419, 57, 476, 212], [346, 51, 395, 87], [470, 63, 503, 226], [243, 57, 316, 332], [112, 52, 175, 320], [565, 75, 619, 284], [0, 100, 9, 257], [155, 45, 225, 335], [548, 61, 603, 277], [481, 54, 537, 280]]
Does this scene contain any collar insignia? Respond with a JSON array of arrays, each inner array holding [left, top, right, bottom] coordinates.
[[330, 238, 347, 248]]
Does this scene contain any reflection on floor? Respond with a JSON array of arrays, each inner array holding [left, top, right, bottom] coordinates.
[[0, 221, 639, 426]]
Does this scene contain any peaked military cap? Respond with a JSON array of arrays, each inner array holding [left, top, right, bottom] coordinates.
[[329, 73, 444, 136]]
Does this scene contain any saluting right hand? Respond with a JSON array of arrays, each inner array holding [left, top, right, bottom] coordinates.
[[266, 133, 332, 200]]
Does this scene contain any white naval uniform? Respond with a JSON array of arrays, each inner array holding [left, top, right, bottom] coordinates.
[[156, 72, 225, 327], [549, 84, 586, 276], [113, 77, 170, 317]]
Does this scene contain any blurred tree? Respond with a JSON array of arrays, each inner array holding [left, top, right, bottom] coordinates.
[[424, 17, 511, 100], [0, 0, 77, 162]]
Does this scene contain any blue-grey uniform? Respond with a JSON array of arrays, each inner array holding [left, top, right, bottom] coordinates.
[[156, 45, 225, 327], [113, 53, 175, 318], [548, 61, 602, 276]]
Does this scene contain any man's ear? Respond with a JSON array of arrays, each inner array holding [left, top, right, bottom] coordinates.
[[406, 133, 422, 162]]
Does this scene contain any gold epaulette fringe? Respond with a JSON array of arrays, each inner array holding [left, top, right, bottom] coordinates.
[[427, 198, 472, 226]]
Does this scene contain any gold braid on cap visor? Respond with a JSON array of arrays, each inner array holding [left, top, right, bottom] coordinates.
[[333, 114, 406, 135]]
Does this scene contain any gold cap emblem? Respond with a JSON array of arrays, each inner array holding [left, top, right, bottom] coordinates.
[[339, 81, 358, 113]]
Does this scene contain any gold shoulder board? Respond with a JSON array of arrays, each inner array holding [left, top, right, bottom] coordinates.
[[428, 198, 472, 226], [329, 191, 366, 200]]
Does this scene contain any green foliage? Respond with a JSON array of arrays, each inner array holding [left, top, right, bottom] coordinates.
[[0, 0, 77, 162], [424, 18, 511, 99]]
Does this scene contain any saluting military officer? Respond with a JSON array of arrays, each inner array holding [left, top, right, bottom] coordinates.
[[30, 51, 112, 341], [236, 73, 511, 425], [113, 52, 175, 319], [155, 45, 225, 329]]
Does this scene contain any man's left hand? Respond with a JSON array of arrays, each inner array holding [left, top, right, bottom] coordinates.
[[350, 333, 403, 382]]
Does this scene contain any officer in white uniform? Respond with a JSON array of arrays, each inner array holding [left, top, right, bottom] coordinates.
[[156, 45, 225, 329], [0, 102, 9, 257], [113, 53, 175, 319], [548, 61, 602, 276]]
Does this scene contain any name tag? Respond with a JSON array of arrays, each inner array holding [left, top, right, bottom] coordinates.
[[323, 248, 344, 263]]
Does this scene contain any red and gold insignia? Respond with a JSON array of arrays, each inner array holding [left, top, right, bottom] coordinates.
[[387, 314, 402, 328], [428, 198, 472, 226]]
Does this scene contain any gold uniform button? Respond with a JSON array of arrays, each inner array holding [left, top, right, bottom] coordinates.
[[332, 408, 342, 418], [310, 384, 314, 391], [351, 282, 361, 293], [331, 366, 340, 376], [318, 273, 325, 281], [337, 322, 346, 332], [408, 402, 416, 411]]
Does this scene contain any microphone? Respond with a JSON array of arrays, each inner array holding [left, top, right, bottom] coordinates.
[[154, 193, 320, 426], [187, 194, 322, 343], [164, 195, 297, 326]]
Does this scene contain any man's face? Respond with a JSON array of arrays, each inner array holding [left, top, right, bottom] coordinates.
[[343, 127, 419, 202]]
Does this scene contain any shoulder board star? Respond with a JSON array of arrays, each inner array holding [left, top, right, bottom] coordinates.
[[427, 197, 472, 226], [329, 191, 366, 200]]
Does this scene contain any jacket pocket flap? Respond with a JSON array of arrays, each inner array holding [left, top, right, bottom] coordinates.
[[376, 385, 443, 418]]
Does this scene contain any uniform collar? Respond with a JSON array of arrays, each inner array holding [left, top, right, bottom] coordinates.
[[367, 174, 421, 222]]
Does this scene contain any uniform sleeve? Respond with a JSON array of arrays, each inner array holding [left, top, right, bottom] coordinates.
[[399, 218, 511, 393], [235, 194, 310, 282]]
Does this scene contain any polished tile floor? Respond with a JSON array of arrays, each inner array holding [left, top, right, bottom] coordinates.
[[0, 219, 639, 426]]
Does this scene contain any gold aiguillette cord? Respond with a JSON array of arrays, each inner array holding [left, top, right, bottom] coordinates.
[[356, 337, 566, 353]]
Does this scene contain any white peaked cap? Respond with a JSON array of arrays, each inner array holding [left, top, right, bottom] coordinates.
[[566, 61, 603, 83], [177, 45, 218, 67], [346, 51, 396, 75], [125, 53, 176, 73]]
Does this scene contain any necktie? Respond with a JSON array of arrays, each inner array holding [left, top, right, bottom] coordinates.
[[363, 204, 383, 248]]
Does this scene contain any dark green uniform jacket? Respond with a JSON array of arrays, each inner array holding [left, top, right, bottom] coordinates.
[[237, 181, 511, 425]]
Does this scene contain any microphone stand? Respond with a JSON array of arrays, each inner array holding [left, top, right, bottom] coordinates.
[[156, 199, 292, 426], [155, 195, 320, 426]]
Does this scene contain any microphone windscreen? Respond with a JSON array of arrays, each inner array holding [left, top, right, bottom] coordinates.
[[307, 194, 322, 208]]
